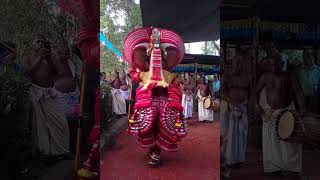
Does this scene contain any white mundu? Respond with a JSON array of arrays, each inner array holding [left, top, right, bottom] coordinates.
[[182, 93, 193, 118], [197, 90, 214, 121], [221, 99, 248, 165], [111, 88, 127, 115], [260, 88, 302, 173]]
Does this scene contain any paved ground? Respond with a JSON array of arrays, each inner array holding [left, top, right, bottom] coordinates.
[[101, 116, 128, 151], [227, 149, 320, 180], [101, 113, 220, 180]]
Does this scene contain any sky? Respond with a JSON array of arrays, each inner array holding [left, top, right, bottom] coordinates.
[[186, 40, 220, 55]]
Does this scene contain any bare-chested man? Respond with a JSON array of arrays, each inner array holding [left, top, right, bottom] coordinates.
[[119, 70, 130, 100], [110, 70, 126, 116], [259, 42, 280, 75], [53, 46, 80, 117], [220, 47, 251, 167], [182, 73, 194, 119], [22, 34, 69, 156], [257, 57, 302, 175], [197, 78, 214, 122]]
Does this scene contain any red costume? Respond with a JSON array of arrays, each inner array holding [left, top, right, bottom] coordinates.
[[58, 0, 100, 178], [124, 27, 187, 159], [79, 88, 100, 176]]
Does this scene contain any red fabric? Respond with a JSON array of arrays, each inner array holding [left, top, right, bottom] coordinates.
[[83, 139, 100, 172], [58, 0, 82, 17], [37, 0, 44, 7], [88, 88, 100, 144], [83, 88, 100, 174], [125, 27, 187, 152], [127, 97, 187, 151], [88, 127, 99, 145], [123, 27, 185, 67], [128, 67, 141, 83], [149, 48, 162, 81], [58, 0, 98, 27], [77, 28, 99, 71], [58, 0, 99, 71]]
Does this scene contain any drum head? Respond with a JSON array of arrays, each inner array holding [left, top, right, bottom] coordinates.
[[204, 98, 211, 108], [213, 100, 220, 111], [278, 111, 295, 139]]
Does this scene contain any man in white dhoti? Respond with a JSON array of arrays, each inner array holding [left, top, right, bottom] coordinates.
[[197, 80, 214, 122], [30, 85, 70, 155], [220, 47, 251, 167], [257, 57, 302, 176], [120, 70, 130, 101], [182, 75, 193, 119], [22, 34, 70, 156], [110, 70, 127, 116]]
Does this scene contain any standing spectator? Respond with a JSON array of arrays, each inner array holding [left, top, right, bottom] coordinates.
[[212, 74, 220, 98], [296, 49, 320, 113]]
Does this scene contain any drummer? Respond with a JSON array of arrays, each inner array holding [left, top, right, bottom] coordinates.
[[196, 78, 214, 122], [256, 55, 302, 176]]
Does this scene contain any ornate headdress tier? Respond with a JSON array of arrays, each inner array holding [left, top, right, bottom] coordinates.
[[123, 27, 185, 68]]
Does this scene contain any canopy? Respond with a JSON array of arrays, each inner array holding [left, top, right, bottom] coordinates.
[[172, 54, 220, 74], [181, 54, 220, 65], [140, 0, 221, 42], [221, 19, 320, 46], [221, 1, 320, 46]]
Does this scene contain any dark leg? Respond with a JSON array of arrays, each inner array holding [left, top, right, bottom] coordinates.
[[148, 145, 161, 168]]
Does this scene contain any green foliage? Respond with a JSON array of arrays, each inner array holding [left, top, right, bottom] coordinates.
[[284, 50, 303, 66], [201, 41, 220, 55], [0, 1, 79, 64], [101, 0, 142, 76], [0, 70, 31, 116], [100, 80, 111, 96]]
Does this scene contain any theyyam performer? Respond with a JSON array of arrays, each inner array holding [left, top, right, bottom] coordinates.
[[124, 27, 188, 167]]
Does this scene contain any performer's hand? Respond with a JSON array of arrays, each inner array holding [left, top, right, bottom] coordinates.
[[256, 105, 263, 116], [38, 48, 50, 58]]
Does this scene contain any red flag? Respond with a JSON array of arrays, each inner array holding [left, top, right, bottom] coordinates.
[[37, 0, 44, 7], [58, 0, 83, 17]]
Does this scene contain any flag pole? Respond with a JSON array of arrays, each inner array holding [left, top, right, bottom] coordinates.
[[74, 61, 87, 174], [127, 77, 133, 120]]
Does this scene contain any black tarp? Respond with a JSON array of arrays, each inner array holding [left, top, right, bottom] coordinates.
[[140, 0, 221, 42], [221, 0, 320, 23], [173, 54, 220, 74]]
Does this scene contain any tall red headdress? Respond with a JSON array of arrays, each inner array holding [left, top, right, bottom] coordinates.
[[123, 27, 185, 67], [123, 27, 184, 87]]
